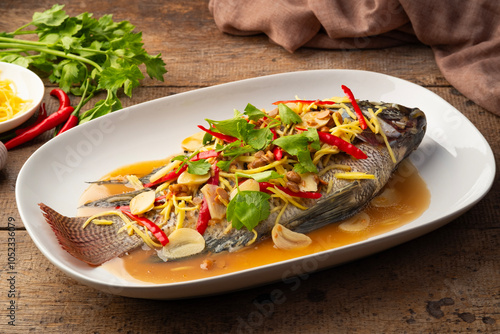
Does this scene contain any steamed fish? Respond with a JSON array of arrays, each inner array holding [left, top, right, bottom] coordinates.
[[40, 91, 426, 266]]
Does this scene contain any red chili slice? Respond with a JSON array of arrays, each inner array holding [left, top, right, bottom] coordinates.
[[341, 85, 368, 130], [119, 208, 169, 246]]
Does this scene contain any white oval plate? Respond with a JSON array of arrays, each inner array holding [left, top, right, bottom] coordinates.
[[16, 70, 495, 299]]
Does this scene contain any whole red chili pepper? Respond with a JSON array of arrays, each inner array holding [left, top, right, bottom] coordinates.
[[198, 125, 238, 143], [57, 114, 79, 135], [259, 182, 322, 199], [15, 103, 48, 136], [4, 106, 74, 150], [119, 208, 169, 246], [50, 88, 78, 136], [341, 85, 368, 130], [50, 88, 71, 110], [196, 199, 211, 235]]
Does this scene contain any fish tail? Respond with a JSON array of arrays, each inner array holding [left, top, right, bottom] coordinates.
[[39, 204, 143, 266]]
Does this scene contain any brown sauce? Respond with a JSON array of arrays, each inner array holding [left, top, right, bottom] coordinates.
[[80, 159, 430, 284]]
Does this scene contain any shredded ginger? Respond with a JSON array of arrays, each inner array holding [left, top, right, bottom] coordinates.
[[0, 72, 32, 123]]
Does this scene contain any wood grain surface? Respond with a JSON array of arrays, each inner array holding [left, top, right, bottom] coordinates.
[[0, 1, 498, 333]]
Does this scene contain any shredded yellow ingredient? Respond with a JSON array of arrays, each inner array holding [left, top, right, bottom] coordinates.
[[82, 211, 131, 229], [267, 186, 308, 210], [0, 75, 32, 122], [245, 229, 259, 246], [275, 202, 289, 225], [335, 172, 376, 180], [234, 156, 288, 174]]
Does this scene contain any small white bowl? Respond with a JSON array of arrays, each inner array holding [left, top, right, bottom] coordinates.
[[0, 62, 45, 133]]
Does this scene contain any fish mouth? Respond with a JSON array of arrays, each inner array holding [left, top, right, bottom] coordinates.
[[387, 103, 427, 162], [355, 101, 427, 162]]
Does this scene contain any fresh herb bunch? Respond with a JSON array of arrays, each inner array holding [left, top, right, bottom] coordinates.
[[0, 4, 167, 123]]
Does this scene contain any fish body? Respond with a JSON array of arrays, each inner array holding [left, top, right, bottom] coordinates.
[[40, 98, 426, 266]]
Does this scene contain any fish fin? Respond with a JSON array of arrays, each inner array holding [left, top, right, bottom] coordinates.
[[290, 182, 366, 234], [39, 204, 143, 266]]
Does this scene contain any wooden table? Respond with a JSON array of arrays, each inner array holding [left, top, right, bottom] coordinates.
[[1, 1, 498, 333]]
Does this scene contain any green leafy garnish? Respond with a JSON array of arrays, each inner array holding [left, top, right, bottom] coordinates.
[[273, 128, 320, 173], [244, 103, 267, 121], [172, 154, 211, 175], [278, 103, 302, 125], [216, 140, 255, 157], [227, 191, 271, 231], [206, 116, 249, 140], [242, 127, 274, 150], [0, 4, 167, 124], [202, 132, 213, 145], [216, 159, 234, 172], [186, 159, 211, 175]]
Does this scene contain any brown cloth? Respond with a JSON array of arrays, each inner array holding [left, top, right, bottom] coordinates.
[[209, 0, 500, 115]]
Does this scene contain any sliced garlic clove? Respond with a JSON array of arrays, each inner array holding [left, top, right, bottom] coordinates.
[[299, 112, 330, 129], [158, 228, 205, 261], [130, 190, 156, 215], [298, 172, 318, 192], [177, 170, 210, 186], [338, 212, 370, 232], [371, 188, 401, 207], [229, 178, 260, 200], [201, 184, 227, 220], [181, 131, 206, 152], [272, 224, 312, 250]]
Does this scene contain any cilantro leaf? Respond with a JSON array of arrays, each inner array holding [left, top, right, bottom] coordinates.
[[216, 159, 233, 172], [244, 103, 267, 121], [202, 132, 213, 145], [243, 127, 273, 150], [206, 117, 250, 139], [216, 140, 255, 157], [32, 4, 68, 27], [227, 191, 271, 231], [278, 103, 302, 125], [187, 159, 211, 175], [273, 128, 319, 173]]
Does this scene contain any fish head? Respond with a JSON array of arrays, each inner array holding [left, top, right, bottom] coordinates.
[[357, 101, 427, 164]]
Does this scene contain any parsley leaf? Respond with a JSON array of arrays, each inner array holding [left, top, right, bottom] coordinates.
[[0, 4, 167, 126], [171, 154, 211, 175], [278, 103, 302, 125], [187, 159, 211, 175], [227, 191, 271, 231], [206, 117, 249, 139], [216, 140, 255, 157], [244, 103, 267, 121], [242, 127, 273, 150]]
